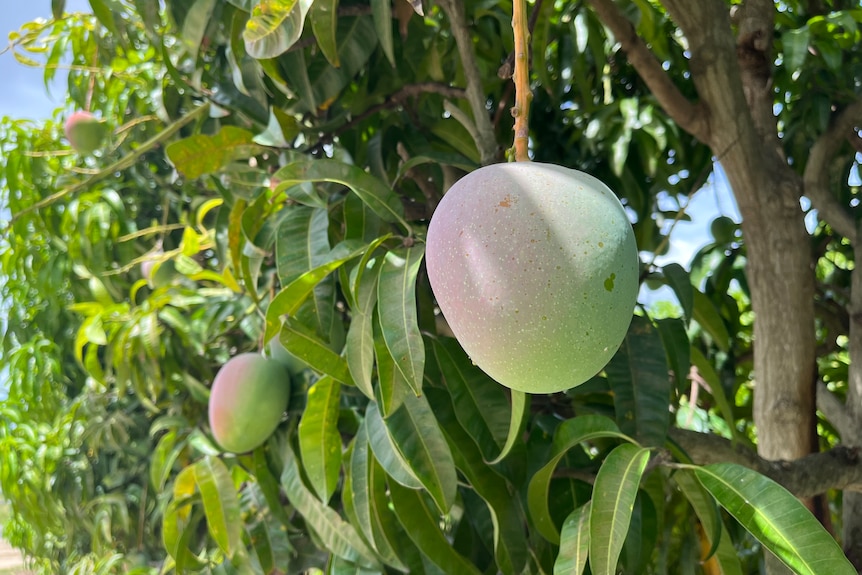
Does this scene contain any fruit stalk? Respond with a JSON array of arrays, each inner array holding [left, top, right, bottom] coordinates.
[[511, 0, 531, 162]]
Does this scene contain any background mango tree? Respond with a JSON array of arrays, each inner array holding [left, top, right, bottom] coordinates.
[[2, 0, 862, 574]]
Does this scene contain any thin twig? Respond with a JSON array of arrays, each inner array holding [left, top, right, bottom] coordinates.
[[511, 0, 532, 161]]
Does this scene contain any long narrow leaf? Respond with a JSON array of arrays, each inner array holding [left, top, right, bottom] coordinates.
[[365, 402, 422, 489], [378, 246, 426, 396], [555, 502, 591, 575], [280, 442, 379, 568], [527, 415, 633, 543], [589, 444, 651, 575], [388, 480, 483, 575], [299, 376, 343, 504], [694, 463, 856, 575], [193, 456, 242, 558], [279, 317, 354, 385], [604, 316, 672, 447], [384, 391, 457, 513]]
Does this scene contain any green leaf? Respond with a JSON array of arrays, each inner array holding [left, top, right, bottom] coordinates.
[[783, 27, 810, 71], [605, 316, 672, 447], [299, 376, 343, 504], [151, 431, 184, 491], [555, 502, 591, 575], [372, 0, 395, 66], [588, 444, 651, 575], [388, 480, 483, 575], [279, 317, 354, 385], [689, 346, 737, 440], [52, 0, 66, 20], [662, 263, 693, 323], [89, 0, 119, 35], [345, 259, 382, 400], [655, 317, 690, 393], [384, 391, 457, 513], [487, 389, 527, 465], [310, 0, 340, 67], [528, 415, 633, 543], [265, 239, 368, 343], [672, 470, 735, 571], [281, 442, 379, 567], [181, 0, 217, 62], [194, 456, 242, 558], [692, 289, 730, 352], [427, 388, 528, 575], [378, 246, 426, 396], [166, 127, 264, 179], [694, 463, 856, 575], [430, 337, 510, 462], [373, 324, 408, 416], [367, 454, 411, 570], [274, 159, 409, 230], [365, 401, 422, 489], [244, 0, 314, 59], [348, 426, 374, 547]]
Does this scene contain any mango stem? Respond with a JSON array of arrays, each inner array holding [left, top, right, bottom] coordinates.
[[511, 0, 532, 162]]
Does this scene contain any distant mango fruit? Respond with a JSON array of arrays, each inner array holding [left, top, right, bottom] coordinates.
[[426, 162, 638, 394], [208, 353, 291, 453], [64, 111, 108, 155]]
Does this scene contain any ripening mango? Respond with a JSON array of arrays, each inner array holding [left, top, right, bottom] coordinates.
[[208, 353, 291, 453], [426, 162, 638, 394], [64, 111, 108, 155]]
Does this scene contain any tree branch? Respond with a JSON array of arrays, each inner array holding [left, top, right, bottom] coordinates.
[[803, 99, 862, 243], [438, 0, 499, 165], [817, 381, 852, 439], [307, 83, 466, 154], [670, 428, 862, 497], [586, 0, 710, 143]]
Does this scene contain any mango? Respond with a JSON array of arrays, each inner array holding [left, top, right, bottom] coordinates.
[[425, 162, 638, 394], [64, 111, 108, 156], [208, 353, 291, 453]]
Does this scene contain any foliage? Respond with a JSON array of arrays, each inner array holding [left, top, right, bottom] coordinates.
[[0, 1, 860, 574]]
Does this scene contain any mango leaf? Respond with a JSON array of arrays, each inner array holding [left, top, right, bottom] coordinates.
[[662, 263, 693, 323], [281, 442, 379, 567], [365, 401, 422, 489], [299, 376, 343, 504], [265, 239, 367, 343], [378, 246, 426, 395], [383, 391, 457, 513], [693, 289, 730, 351], [694, 463, 856, 575], [243, 0, 314, 59], [655, 317, 690, 392], [194, 456, 242, 558], [427, 388, 527, 575], [487, 389, 528, 465], [388, 480, 483, 575], [343, 191, 384, 245], [689, 346, 737, 440], [555, 502, 591, 575], [310, 0, 340, 67], [672, 470, 742, 574], [89, 0, 119, 35], [166, 126, 263, 179], [274, 160, 408, 230], [253, 448, 293, 526], [782, 27, 810, 71], [528, 415, 633, 543], [431, 337, 510, 462], [367, 455, 412, 570], [275, 204, 334, 337], [181, 0, 216, 61], [278, 316, 354, 385], [372, 0, 395, 66], [345, 260, 382, 400], [589, 444, 651, 575], [348, 426, 374, 548], [373, 323, 408, 417], [605, 316, 672, 447]]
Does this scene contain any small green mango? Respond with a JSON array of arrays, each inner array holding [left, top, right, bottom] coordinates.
[[64, 111, 108, 155], [208, 353, 291, 453]]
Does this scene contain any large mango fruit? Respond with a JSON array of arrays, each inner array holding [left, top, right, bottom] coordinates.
[[426, 162, 638, 394], [208, 353, 291, 453]]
